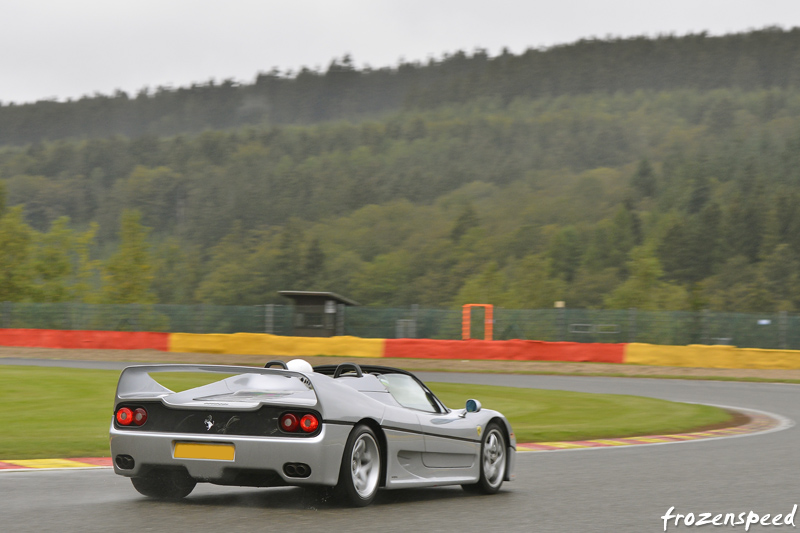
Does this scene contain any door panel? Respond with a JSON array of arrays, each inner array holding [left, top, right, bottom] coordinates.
[[418, 412, 481, 468]]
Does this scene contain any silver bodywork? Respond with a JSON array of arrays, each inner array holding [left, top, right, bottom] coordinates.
[[110, 364, 516, 490]]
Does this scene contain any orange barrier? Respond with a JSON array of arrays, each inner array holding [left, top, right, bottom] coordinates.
[[384, 339, 625, 363], [462, 304, 494, 340], [0, 329, 169, 351]]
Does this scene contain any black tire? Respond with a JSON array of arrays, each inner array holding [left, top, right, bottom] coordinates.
[[334, 424, 382, 507], [131, 469, 197, 500], [462, 422, 506, 494]]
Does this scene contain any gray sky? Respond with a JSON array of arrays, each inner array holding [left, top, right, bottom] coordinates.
[[3, 0, 800, 104]]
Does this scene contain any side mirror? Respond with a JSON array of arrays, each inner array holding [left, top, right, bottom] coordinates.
[[460, 399, 482, 417], [466, 399, 482, 413]]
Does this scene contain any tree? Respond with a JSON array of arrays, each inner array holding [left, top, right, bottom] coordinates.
[[450, 204, 480, 242], [758, 244, 800, 311], [151, 239, 202, 304], [630, 158, 657, 198], [298, 237, 326, 290], [725, 194, 764, 263], [702, 256, 773, 312], [504, 254, 567, 309], [350, 251, 415, 307], [0, 180, 6, 219], [548, 226, 583, 282], [194, 224, 259, 305], [566, 267, 621, 309], [273, 219, 308, 290], [117, 165, 182, 230], [101, 210, 155, 304], [0, 206, 34, 302], [605, 246, 689, 310], [453, 262, 508, 306], [72, 223, 100, 303], [32, 216, 73, 302]]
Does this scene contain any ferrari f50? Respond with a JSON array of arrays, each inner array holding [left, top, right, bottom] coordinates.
[[109, 361, 516, 506]]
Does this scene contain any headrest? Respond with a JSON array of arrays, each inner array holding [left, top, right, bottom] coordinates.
[[286, 359, 314, 373]]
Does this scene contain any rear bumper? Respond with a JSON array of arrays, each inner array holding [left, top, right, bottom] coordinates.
[[109, 422, 352, 487]]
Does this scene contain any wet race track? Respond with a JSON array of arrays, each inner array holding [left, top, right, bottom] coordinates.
[[2, 367, 800, 533]]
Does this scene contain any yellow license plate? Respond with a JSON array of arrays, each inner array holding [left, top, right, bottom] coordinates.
[[173, 442, 235, 461]]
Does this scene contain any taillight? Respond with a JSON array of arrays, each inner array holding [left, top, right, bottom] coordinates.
[[116, 407, 133, 426], [116, 406, 147, 427], [132, 407, 148, 426], [300, 414, 319, 433], [280, 412, 320, 434], [280, 413, 299, 432]]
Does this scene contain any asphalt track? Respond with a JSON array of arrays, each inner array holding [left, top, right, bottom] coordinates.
[[2, 361, 800, 532]]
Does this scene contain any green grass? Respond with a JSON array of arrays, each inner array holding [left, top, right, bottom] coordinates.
[[430, 383, 731, 443], [0, 366, 731, 459], [400, 365, 800, 385], [0, 367, 121, 459]]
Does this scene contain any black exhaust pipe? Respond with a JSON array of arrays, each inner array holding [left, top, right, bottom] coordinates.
[[115, 455, 135, 470], [283, 463, 311, 478]]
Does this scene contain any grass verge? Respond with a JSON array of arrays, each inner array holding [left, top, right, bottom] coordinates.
[[0, 366, 732, 459], [430, 382, 731, 443], [423, 368, 800, 384]]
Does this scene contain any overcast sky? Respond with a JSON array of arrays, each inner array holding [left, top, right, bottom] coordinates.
[[3, 1, 800, 105]]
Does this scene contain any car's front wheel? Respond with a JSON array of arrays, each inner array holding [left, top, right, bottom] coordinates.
[[463, 422, 506, 494], [130, 469, 197, 499], [334, 424, 382, 506]]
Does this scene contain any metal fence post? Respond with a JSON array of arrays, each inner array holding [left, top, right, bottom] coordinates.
[[557, 307, 567, 342], [336, 304, 346, 336], [701, 309, 709, 345], [265, 304, 274, 334], [628, 308, 636, 343], [780, 310, 788, 350]]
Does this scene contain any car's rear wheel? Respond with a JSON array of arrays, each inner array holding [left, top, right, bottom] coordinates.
[[462, 422, 506, 494], [334, 424, 381, 507], [130, 469, 197, 499]]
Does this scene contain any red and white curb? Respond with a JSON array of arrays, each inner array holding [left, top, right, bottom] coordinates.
[[517, 405, 792, 453]]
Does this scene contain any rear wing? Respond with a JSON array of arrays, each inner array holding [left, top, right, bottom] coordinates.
[[114, 364, 318, 410]]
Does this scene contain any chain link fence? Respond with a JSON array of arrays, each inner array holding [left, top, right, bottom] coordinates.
[[0, 302, 294, 335], [0, 302, 797, 349]]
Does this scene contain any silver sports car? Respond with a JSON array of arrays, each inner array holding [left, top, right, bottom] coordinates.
[[109, 360, 516, 506]]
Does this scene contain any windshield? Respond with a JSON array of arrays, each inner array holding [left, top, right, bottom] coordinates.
[[377, 373, 439, 413]]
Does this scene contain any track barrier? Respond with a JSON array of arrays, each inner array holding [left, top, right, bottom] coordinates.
[[0, 329, 168, 351], [169, 333, 384, 358], [625, 343, 800, 369], [5, 329, 800, 369], [384, 339, 625, 363]]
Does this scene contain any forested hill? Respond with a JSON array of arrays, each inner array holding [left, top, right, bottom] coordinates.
[[3, 28, 800, 314], [2, 27, 800, 145]]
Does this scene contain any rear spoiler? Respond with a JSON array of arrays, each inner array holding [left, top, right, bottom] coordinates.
[[114, 364, 310, 400]]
